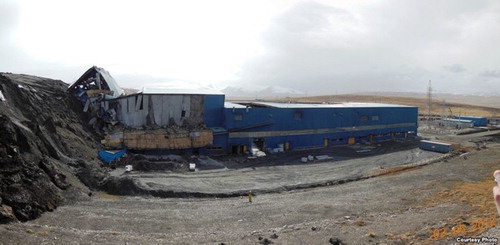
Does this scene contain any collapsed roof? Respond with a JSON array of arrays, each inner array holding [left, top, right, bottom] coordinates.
[[67, 66, 124, 98]]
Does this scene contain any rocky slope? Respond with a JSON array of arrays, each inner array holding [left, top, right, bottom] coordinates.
[[0, 73, 107, 223]]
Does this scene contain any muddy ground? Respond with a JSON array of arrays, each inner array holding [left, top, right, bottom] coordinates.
[[2, 131, 500, 244]]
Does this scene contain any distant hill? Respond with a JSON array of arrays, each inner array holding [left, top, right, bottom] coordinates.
[[355, 91, 500, 109], [268, 94, 500, 118]]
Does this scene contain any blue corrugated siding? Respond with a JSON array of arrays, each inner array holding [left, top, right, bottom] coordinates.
[[419, 140, 452, 153], [454, 116, 488, 127], [225, 107, 417, 130], [203, 95, 225, 127], [212, 134, 228, 148], [224, 106, 418, 151]]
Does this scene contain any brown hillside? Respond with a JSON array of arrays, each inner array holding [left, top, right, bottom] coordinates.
[[272, 94, 500, 118]]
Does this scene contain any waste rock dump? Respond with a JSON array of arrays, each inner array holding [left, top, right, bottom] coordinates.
[[0, 73, 109, 223]]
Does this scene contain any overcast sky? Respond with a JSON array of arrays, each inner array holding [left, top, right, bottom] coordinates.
[[2, 0, 500, 95]]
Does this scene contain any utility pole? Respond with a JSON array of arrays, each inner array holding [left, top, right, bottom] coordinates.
[[427, 80, 432, 125]]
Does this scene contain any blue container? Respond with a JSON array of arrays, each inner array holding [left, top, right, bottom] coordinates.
[[99, 149, 127, 164], [419, 140, 452, 153]]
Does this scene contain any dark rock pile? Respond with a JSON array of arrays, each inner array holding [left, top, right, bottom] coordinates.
[[0, 73, 107, 222]]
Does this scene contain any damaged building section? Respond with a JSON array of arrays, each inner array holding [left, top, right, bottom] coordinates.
[[67, 66, 124, 131], [67, 66, 124, 99], [106, 88, 207, 127], [98, 87, 223, 153], [68, 67, 224, 156]]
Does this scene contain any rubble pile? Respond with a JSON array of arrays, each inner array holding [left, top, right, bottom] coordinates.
[[0, 73, 108, 222], [115, 154, 188, 172]]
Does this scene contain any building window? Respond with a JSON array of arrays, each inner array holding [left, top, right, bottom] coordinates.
[[294, 111, 302, 120], [360, 115, 369, 121], [372, 115, 379, 121], [181, 110, 186, 118], [234, 114, 243, 120]]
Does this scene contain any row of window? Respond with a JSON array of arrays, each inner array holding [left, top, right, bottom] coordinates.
[[361, 115, 379, 121], [234, 113, 380, 121]]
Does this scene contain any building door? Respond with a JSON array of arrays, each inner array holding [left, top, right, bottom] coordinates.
[[348, 137, 356, 145], [285, 141, 290, 151], [324, 138, 329, 147], [253, 138, 265, 150], [231, 145, 239, 154]]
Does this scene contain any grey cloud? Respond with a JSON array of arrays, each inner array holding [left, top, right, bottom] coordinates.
[[3, 0, 500, 96], [266, 2, 353, 42], [479, 70, 500, 78], [0, 1, 33, 73], [444, 64, 466, 73], [235, 0, 500, 95], [0, 1, 85, 83], [0, 1, 19, 36]]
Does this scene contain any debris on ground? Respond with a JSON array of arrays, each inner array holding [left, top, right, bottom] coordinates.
[[98, 149, 126, 164], [259, 238, 273, 245], [315, 155, 333, 161], [112, 154, 188, 172], [196, 156, 225, 169], [329, 237, 344, 245]]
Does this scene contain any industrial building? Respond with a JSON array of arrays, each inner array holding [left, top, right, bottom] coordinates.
[[70, 67, 419, 156], [439, 118, 474, 129], [218, 102, 418, 155], [453, 116, 488, 127]]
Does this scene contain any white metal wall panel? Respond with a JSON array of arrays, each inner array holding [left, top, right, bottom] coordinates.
[[150, 95, 163, 126], [112, 94, 203, 127]]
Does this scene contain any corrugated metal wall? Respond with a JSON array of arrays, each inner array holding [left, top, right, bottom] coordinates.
[[223, 106, 418, 152], [203, 95, 225, 127], [453, 116, 488, 127], [113, 94, 209, 127]]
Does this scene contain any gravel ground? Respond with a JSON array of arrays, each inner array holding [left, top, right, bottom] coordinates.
[[2, 140, 500, 244], [124, 147, 441, 195]]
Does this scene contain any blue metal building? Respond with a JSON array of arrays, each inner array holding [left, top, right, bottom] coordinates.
[[453, 116, 488, 127], [210, 101, 418, 154]]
